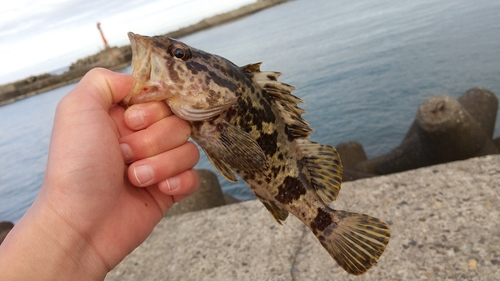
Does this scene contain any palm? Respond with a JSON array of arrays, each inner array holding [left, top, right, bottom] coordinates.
[[42, 100, 163, 266], [39, 70, 197, 269], [0, 69, 199, 280]]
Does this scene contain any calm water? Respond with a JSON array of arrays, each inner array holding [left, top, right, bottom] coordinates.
[[1, 0, 499, 223]]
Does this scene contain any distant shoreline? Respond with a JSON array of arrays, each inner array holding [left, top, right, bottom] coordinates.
[[0, 0, 289, 106]]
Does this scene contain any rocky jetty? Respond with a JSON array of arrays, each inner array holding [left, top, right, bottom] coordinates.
[[339, 88, 499, 181], [0, 46, 132, 106], [0, 0, 289, 106]]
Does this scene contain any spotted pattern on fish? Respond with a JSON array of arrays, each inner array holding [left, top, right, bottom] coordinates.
[[311, 207, 335, 234], [123, 32, 391, 275]]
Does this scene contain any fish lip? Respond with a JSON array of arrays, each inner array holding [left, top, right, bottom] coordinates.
[[122, 32, 155, 105], [127, 32, 149, 63], [127, 32, 137, 52]]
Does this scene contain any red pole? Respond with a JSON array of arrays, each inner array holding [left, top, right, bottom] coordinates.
[[96, 22, 109, 49]]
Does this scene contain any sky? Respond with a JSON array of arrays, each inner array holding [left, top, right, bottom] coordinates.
[[0, 0, 255, 84]]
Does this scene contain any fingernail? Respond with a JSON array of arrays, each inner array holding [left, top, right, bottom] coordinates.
[[133, 165, 154, 185], [127, 108, 145, 129], [165, 176, 180, 191], [120, 143, 134, 163]]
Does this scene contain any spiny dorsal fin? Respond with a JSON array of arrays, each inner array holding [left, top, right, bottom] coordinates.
[[241, 62, 263, 74], [297, 139, 343, 203], [242, 62, 314, 139]]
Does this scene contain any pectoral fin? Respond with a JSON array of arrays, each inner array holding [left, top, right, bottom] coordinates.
[[203, 148, 238, 182], [208, 121, 269, 178]]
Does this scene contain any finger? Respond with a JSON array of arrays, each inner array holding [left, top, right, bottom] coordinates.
[[147, 169, 200, 215], [124, 101, 173, 131], [109, 105, 135, 137], [158, 169, 200, 198], [127, 142, 200, 187], [119, 115, 191, 163], [144, 185, 175, 216]]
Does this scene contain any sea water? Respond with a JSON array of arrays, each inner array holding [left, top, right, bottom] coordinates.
[[1, 0, 499, 222]]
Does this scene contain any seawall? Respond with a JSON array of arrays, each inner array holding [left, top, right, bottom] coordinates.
[[105, 155, 500, 281]]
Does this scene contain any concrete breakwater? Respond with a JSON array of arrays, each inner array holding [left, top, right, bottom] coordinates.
[[0, 0, 289, 106], [338, 88, 500, 182], [144, 89, 499, 221], [5, 155, 498, 279], [105, 155, 500, 281]]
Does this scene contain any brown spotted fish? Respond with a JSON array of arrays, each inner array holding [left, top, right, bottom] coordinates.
[[122, 32, 390, 275]]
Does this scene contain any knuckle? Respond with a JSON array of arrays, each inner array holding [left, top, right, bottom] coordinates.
[[145, 134, 163, 155]]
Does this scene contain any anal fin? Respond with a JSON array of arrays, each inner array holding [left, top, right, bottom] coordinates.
[[314, 209, 391, 275], [255, 195, 289, 225]]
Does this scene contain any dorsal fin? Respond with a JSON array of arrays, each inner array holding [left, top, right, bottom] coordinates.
[[297, 139, 343, 203], [241, 62, 262, 73], [242, 63, 342, 202], [242, 62, 313, 139]]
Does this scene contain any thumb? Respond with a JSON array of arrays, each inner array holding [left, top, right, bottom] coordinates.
[[67, 68, 134, 109]]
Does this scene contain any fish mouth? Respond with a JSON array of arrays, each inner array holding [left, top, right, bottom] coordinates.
[[122, 32, 172, 105]]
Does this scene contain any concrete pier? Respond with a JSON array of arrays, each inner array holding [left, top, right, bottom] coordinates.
[[105, 155, 500, 281]]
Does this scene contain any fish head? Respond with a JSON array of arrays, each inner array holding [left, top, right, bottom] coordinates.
[[122, 32, 242, 121]]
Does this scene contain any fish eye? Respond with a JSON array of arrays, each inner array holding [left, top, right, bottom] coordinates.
[[173, 48, 185, 58], [169, 45, 191, 60]]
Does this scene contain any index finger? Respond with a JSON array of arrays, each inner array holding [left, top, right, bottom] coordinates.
[[124, 101, 173, 131]]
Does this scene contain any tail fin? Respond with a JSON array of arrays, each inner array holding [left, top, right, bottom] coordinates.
[[314, 209, 390, 275]]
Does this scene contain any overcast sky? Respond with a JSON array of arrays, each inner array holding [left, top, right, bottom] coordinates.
[[0, 0, 254, 84]]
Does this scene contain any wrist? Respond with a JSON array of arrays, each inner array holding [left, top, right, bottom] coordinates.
[[0, 197, 108, 281]]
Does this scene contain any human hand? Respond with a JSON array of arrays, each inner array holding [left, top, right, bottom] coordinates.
[[0, 68, 200, 280]]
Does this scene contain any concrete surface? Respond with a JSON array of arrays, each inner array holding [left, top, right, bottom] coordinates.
[[106, 155, 500, 281]]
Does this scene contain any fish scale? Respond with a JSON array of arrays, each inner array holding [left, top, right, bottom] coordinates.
[[123, 32, 391, 275]]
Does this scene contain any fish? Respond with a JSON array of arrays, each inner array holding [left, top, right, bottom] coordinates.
[[122, 32, 391, 275]]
